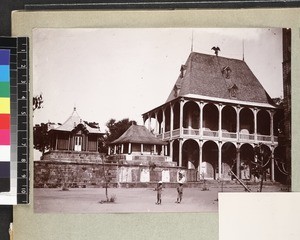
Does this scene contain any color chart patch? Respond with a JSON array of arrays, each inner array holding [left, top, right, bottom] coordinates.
[[0, 49, 10, 192]]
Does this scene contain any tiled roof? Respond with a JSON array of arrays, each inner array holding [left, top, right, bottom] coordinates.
[[111, 125, 167, 145], [50, 108, 104, 134], [166, 52, 275, 105]]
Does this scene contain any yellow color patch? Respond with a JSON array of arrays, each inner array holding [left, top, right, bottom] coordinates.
[[0, 98, 10, 114]]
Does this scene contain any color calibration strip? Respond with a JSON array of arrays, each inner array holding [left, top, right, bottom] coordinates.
[[0, 49, 11, 194], [0, 37, 29, 204]]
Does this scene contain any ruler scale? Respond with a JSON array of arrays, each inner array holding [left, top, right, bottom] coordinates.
[[0, 37, 29, 204]]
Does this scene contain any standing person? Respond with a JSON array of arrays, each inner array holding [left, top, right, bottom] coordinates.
[[175, 183, 183, 203], [155, 181, 163, 205]]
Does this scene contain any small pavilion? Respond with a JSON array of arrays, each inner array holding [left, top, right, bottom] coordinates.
[[108, 124, 169, 160]]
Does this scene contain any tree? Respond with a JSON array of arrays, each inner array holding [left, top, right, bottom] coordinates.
[[33, 123, 50, 154], [100, 118, 137, 153], [253, 143, 272, 192], [33, 94, 43, 111]]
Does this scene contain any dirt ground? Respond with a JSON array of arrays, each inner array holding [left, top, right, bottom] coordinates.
[[34, 183, 286, 213]]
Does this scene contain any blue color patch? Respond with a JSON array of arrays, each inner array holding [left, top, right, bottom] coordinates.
[[0, 50, 10, 65], [0, 65, 10, 82], [0, 162, 10, 178]]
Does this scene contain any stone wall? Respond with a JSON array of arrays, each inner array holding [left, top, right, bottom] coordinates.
[[34, 160, 187, 188]]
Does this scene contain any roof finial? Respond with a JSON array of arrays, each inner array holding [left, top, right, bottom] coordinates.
[[211, 46, 220, 56], [191, 31, 194, 52], [242, 39, 245, 61]]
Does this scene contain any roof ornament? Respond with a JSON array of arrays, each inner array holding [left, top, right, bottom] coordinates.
[[211, 46, 220, 56], [191, 31, 194, 52], [242, 39, 245, 61]]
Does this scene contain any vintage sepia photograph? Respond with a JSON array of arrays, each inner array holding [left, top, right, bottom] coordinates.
[[32, 28, 291, 213]]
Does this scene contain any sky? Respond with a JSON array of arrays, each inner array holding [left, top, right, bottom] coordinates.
[[33, 28, 283, 130]]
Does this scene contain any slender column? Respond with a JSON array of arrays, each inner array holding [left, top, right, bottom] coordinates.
[[236, 146, 241, 179], [85, 135, 88, 151], [153, 145, 157, 155], [128, 143, 132, 154], [270, 110, 274, 142], [254, 108, 258, 142], [271, 146, 275, 181], [218, 141, 222, 179], [68, 135, 70, 151], [179, 139, 183, 167], [198, 141, 203, 179], [155, 112, 158, 135], [114, 145, 117, 154], [55, 134, 58, 150], [121, 144, 124, 154], [162, 109, 165, 139], [218, 104, 223, 140], [165, 145, 168, 156], [236, 106, 240, 141], [179, 99, 184, 137], [170, 104, 174, 138], [108, 146, 111, 155], [141, 143, 144, 155], [148, 114, 151, 131], [200, 101, 204, 137], [169, 141, 173, 159]]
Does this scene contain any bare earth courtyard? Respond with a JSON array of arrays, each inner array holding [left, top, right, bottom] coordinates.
[[34, 184, 286, 213]]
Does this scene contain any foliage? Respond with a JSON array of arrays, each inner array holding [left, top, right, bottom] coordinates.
[[33, 123, 50, 154], [253, 143, 272, 192], [109, 194, 117, 203], [33, 94, 43, 111], [99, 118, 137, 153]]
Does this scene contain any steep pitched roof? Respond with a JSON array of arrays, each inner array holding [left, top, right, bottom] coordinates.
[[111, 125, 167, 145], [166, 52, 275, 105], [50, 108, 104, 134]]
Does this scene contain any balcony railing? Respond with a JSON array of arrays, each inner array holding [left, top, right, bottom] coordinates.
[[240, 133, 255, 140], [222, 132, 237, 139], [203, 130, 219, 137], [164, 131, 171, 138], [172, 129, 180, 137], [257, 135, 272, 142], [183, 128, 200, 136], [155, 128, 277, 143]]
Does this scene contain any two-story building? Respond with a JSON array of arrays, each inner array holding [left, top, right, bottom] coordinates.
[[142, 52, 282, 181]]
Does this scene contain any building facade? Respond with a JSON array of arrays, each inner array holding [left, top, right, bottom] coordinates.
[[41, 108, 105, 162], [142, 52, 282, 181]]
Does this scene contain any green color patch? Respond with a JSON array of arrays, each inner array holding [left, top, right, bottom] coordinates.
[[0, 82, 10, 97]]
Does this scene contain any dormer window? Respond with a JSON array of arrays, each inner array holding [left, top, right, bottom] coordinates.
[[174, 84, 181, 97], [229, 84, 238, 98], [180, 64, 187, 78], [222, 66, 232, 79]]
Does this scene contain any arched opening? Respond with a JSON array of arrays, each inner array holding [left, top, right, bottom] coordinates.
[[240, 107, 254, 134], [202, 141, 218, 179], [203, 103, 218, 131], [172, 140, 180, 166], [182, 139, 199, 169], [144, 113, 156, 133], [273, 110, 284, 136], [222, 106, 236, 132], [157, 110, 163, 134], [221, 142, 236, 180], [183, 101, 200, 129], [240, 143, 254, 180], [173, 102, 180, 130], [165, 106, 171, 132], [274, 146, 290, 184], [257, 110, 270, 135]]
